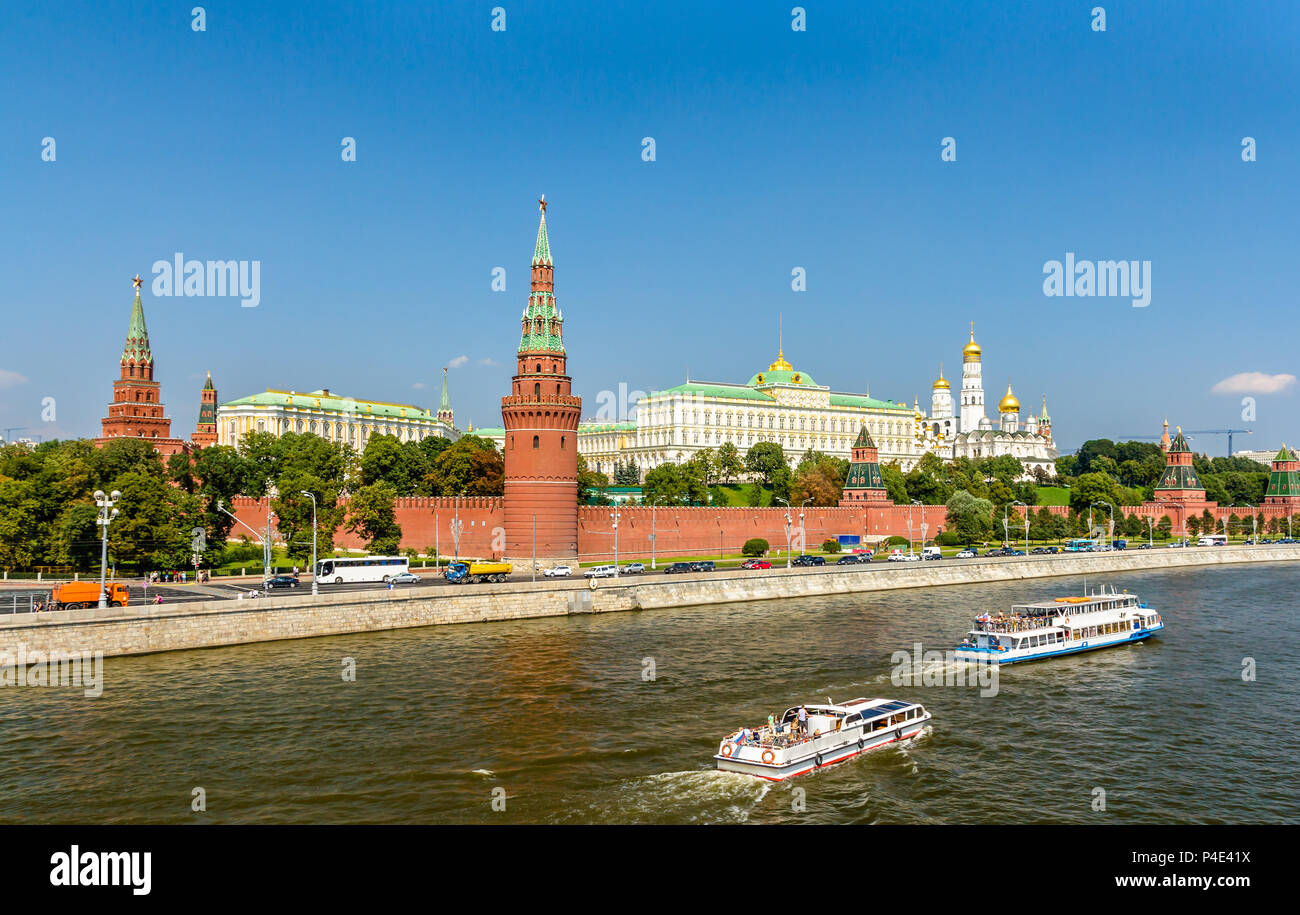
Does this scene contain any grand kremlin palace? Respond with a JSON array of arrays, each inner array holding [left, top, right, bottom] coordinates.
[[498, 326, 1060, 481]]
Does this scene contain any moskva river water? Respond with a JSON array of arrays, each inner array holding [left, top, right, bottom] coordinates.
[[1, 563, 1296, 824]]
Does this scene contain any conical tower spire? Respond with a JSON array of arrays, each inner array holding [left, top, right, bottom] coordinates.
[[520, 194, 563, 354], [122, 275, 154, 375], [533, 194, 552, 266], [437, 366, 454, 426]]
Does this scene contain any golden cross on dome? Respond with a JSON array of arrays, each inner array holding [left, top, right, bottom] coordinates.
[[538, 194, 547, 214], [132, 274, 142, 291]]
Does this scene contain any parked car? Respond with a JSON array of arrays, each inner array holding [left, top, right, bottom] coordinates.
[[583, 565, 618, 579], [1030, 547, 1050, 555], [922, 546, 942, 560], [741, 559, 772, 570], [388, 571, 421, 584], [955, 549, 976, 559], [543, 565, 573, 578], [664, 562, 694, 574], [621, 562, 645, 575], [263, 575, 299, 590], [835, 554, 860, 565], [689, 560, 716, 572], [1138, 543, 1152, 549], [791, 555, 825, 566]]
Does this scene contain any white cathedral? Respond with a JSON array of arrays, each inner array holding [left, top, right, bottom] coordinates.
[[921, 324, 1058, 477]]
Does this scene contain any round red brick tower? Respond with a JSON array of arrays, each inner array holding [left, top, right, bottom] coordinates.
[[502, 196, 581, 558]]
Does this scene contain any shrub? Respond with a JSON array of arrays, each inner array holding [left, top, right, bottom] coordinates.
[[821, 539, 842, 553], [742, 538, 769, 557], [935, 531, 962, 546], [884, 535, 910, 548]]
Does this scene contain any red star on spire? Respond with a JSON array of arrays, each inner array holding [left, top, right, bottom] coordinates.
[[132, 274, 142, 291], [538, 194, 547, 214]]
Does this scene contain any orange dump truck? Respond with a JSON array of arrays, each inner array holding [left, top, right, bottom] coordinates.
[[48, 581, 129, 611]]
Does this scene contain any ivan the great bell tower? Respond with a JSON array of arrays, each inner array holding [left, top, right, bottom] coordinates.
[[501, 196, 581, 559]]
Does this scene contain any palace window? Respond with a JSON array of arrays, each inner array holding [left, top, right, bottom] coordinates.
[[533, 435, 540, 449]]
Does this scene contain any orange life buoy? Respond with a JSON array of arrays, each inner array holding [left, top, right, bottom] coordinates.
[[721, 743, 734, 757], [761, 749, 776, 764]]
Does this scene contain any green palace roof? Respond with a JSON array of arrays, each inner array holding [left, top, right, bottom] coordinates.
[[221, 389, 447, 422], [578, 421, 636, 432], [653, 381, 776, 402]]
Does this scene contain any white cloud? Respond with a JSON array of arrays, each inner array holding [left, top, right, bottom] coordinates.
[[1211, 372, 1296, 395], [478, 357, 498, 366], [448, 355, 469, 369], [0, 369, 29, 389], [411, 382, 426, 390]]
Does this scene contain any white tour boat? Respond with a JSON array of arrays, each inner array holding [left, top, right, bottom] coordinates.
[[714, 697, 931, 781], [953, 586, 1164, 665]]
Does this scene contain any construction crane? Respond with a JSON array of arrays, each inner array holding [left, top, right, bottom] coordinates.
[[1120, 428, 1253, 455]]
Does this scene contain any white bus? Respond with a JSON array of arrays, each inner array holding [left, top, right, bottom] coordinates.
[[316, 556, 410, 584], [1197, 534, 1227, 547]]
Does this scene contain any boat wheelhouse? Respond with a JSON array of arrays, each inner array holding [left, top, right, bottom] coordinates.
[[953, 586, 1163, 665], [714, 697, 931, 781]]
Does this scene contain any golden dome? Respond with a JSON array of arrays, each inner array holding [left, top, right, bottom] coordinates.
[[932, 363, 950, 390], [768, 347, 793, 372], [998, 382, 1020, 414], [963, 323, 981, 363]]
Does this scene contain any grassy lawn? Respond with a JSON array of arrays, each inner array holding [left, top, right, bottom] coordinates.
[[708, 484, 773, 506], [1036, 486, 1070, 506]]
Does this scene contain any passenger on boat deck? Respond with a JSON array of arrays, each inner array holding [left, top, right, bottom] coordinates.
[[797, 706, 808, 735]]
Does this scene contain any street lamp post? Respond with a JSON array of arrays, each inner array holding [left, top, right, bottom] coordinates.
[[1244, 504, 1256, 545], [715, 515, 723, 562], [799, 498, 811, 558], [649, 504, 656, 570], [1147, 515, 1154, 549], [94, 490, 120, 609], [776, 497, 793, 566], [216, 499, 275, 582], [611, 510, 621, 577], [300, 491, 318, 596], [1011, 500, 1028, 554], [910, 500, 920, 555], [451, 494, 464, 562], [1091, 501, 1114, 550]]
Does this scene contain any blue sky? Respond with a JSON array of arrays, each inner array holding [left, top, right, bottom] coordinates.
[[1, 0, 1297, 454]]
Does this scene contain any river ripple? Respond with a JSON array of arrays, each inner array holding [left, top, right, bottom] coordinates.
[[0, 563, 1295, 824]]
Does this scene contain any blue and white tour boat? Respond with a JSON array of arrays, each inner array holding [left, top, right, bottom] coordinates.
[[953, 586, 1164, 665]]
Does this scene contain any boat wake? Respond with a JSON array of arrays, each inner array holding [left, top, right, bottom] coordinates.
[[547, 769, 772, 824]]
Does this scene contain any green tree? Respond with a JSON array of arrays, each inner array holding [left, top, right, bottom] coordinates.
[[0, 479, 42, 569], [880, 461, 909, 504], [425, 435, 504, 496], [643, 463, 708, 505], [273, 471, 345, 565], [742, 537, 769, 557], [716, 442, 744, 484], [945, 490, 994, 544], [1069, 472, 1123, 516], [577, 455, 611, 505], [346, 482, 404, 554]]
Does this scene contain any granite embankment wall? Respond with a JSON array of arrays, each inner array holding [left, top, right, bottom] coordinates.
[[2, 546, 1296, 662]]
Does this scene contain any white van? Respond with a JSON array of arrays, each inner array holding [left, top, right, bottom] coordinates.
[[584, 565, 618, 578], [922, 546, 943, 560]]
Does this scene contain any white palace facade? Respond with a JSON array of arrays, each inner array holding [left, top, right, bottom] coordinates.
[[574, 326, 1059, 481]]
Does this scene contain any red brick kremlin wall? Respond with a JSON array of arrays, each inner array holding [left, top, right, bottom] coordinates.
[[231, 498, 947, 561], [230, 496, 1296, 560]]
